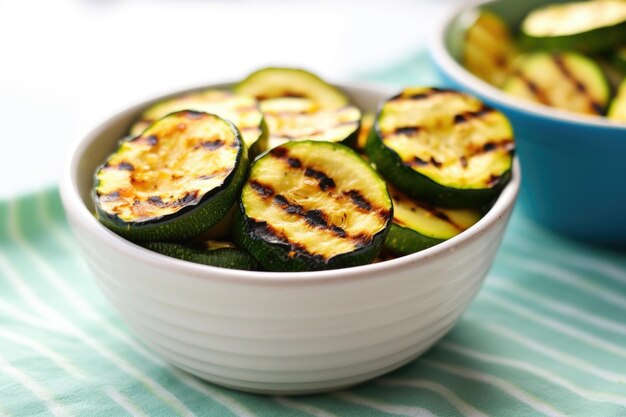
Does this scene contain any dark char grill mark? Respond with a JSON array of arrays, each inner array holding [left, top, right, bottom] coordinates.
[[394, 126, 421, 136], [344, 190, 372, 211], [202, 139, 224, 151], [392, 87, 449, 101], [250, 181, 275, 198], [270, 192, 350, 240], [118, 162, 135, 171], [453, 105, 494, 124], [552, 54, 603, 114], [304, 167, 336, 191], [147, 196, 165, 206], [287, 157, 302, 168]]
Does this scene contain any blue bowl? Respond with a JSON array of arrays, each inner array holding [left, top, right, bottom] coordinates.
[[430, 0, 626, 245]]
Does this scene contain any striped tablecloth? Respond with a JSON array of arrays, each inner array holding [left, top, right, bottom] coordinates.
[[2, 54, 626, 417]]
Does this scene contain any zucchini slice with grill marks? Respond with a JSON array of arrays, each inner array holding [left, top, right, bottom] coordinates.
[[143, 241, 261, 271], [463, 10, 517, 88], [95, 111, 248, 242], [385, 185, 482, 256], [366, 87, 514, 208], [608, 78, 626, 122], [129, 90, 267, 157], [521, 0, 626, 54], [503, 52, 610, 116], [260, 97, 361, 150], [234, 67, 349, 109], [234, 141, 393, 272]]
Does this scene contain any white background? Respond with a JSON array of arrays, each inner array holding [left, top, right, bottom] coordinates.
[[0, 0, 458, 197]]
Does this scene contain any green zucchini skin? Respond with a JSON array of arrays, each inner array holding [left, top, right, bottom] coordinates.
[[234, 67, 349, 109], [383, 186, 482, 256], [365, 87, 514, 208], [143, 241, 261, 271], [384, 224, 444, 256], [612, 46, 626, 74], [94, 111, 249, 242], [233, 141, 393, 272], [520, 1, 626, 54]]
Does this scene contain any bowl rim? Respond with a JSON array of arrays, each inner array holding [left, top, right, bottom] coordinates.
[[429, 0, 626, 132], [60, 81, 521, 286]]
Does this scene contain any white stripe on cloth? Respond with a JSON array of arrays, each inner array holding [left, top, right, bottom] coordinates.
[[482, 322, 626, 384], [377, 378, 490, 417], [440, 342, 626, 407], [505, 237, 626, 287], [501, 254, 626, 311], [0, 354, 71, 417], [105, 388, 151, 417], [333, 391, 436, 417], [7, 200, 96, 320], [483, 294, 626, 359], [422, 359, 569, 417], [488, 278, 626, 336], [274, 397, 339, 417], [170, 368, 258, 417], [0, 329, 88, 380]]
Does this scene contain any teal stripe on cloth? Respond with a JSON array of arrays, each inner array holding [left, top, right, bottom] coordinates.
[[2, 53, 626, 416]]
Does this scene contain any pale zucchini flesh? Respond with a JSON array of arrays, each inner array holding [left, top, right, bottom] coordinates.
[[235, 141, 392, 271], [235, 67, 349, 109], [95, 111, 247, 241], [129, 90, 266, 154], [521, 0, 626, 53], [463, 10, 517, 88], [260, 97, 361, 150], [523, 0, 626, 37], [503, 52, 610, 115], [608, 78, 626, 122]]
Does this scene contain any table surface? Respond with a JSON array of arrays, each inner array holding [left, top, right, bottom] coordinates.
[[0, 0, 459, 199]]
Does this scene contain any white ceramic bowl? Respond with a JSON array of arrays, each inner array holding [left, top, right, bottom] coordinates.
[[60, 82, 520, 395]]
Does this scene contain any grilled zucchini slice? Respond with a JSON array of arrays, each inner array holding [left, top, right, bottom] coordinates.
[[463, 10, 517, 88], [260, 97, 361, 150], [385, 185, 481, 256], [503, 52, 610, 116], [234, 141, 392, 272], [521, 0, 626, 54], [234, 67, 349, 109], [366, 87, 514, 208], [608, 78, 626, 122], [95, 111, 248, 242], [143, 241, 261, 271], [129, 90, 267, 157]]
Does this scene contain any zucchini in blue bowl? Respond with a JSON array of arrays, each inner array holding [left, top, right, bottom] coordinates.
[[94, 110, 249, 242], [234, 141, 393, 272], [366, 87, 515, 208]]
